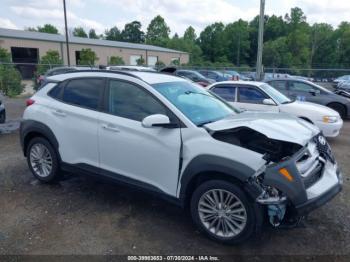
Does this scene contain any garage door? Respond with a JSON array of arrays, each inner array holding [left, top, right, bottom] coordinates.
[[148, 56, 158, 66], [130, 55, 141, 66]]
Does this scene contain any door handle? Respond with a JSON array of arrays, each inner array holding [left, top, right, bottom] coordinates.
[[52, 109, 66, 117], [102, 123, 120, 132]]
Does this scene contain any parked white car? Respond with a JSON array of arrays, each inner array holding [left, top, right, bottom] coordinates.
[[209, 81, 343, 137]]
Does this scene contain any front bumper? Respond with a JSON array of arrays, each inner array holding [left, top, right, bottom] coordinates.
[[316, 119, 343, 137], [295, 162, 342, 215], [262, 136, 342, 216]]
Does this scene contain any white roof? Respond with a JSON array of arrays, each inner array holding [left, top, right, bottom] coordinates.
[[48, 71, 187, 84], [208, 80, 265, 89]]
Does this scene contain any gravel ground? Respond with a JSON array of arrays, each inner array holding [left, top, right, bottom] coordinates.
[[0, 97, 349, 257]]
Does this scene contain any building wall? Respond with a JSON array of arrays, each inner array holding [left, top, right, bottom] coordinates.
[[0, 37, 189, 66]]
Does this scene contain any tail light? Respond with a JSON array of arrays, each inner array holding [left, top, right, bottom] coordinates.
[[26, 99, 35, 107]]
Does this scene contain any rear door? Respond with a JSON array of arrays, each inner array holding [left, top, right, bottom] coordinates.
[[210, 84, 236, 104], [235, 85, 279, 112], [48, 78, 104, 168]]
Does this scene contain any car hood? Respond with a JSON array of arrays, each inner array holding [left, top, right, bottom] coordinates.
[[204, 111, 319, 146], [281, 101, 339, 117]]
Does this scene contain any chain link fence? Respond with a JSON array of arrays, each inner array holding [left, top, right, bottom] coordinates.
[[1, 61, 350, 97]]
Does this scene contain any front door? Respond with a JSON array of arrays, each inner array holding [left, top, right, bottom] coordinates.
[[98, 79, 181, 196]]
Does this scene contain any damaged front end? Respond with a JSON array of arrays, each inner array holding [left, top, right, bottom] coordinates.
[[210, 126, 342, 227]]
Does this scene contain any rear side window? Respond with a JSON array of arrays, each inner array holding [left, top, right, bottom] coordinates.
[[108, 80, 167, 122], [48, 83, 63, 98], [211, 85, 236, 102], [62, 78, 104, 110], [238, 86, 268, 104]]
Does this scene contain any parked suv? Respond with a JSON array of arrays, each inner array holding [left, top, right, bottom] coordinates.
[[20, 71, 342, 244]]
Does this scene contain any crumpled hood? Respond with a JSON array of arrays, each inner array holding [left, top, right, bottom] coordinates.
[[204, 111, 319, 146]]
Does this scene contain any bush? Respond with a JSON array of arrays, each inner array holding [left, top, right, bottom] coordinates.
[[136, 57, 145, 66], [36, 50, 63, 76], [108, 56, 125, 65], [0, 47, 23, 97], [78, 48, 99, 66]]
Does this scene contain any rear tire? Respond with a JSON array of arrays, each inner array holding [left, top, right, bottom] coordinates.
[[0, 110, 5, 124], [26, 137, 61, 183], [190, 180, 257, 244], [327, 103, 346, 119]]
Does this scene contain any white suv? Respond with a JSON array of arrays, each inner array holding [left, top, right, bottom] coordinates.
[[20, 70, 342, 244]]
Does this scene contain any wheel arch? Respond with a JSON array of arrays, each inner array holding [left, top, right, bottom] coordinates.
[[179, 155, 256, 207], [326, 102, 347, 117], [20, 120, 59, 158]]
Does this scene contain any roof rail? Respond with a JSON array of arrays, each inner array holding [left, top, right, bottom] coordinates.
[[58, 69, 144, 81]]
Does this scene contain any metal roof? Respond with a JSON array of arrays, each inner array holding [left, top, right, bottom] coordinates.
[[0, 27, 187, 54]]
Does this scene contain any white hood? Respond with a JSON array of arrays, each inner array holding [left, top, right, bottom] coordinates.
[[204, 111, 319, 146]]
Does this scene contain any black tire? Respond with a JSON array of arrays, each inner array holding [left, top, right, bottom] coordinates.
[[0, 110, 5, 124], [26, 137, 61, 183], [190, 180, 258, 244], [327, 103, 346, 119]]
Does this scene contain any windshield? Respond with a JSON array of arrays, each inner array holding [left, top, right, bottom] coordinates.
[[260, 84, 291, 104], [152, 81, 237, 126]]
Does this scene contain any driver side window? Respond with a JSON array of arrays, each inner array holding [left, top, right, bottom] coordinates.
[[108, 80, 168, 122], [289, 81, 315, 93]]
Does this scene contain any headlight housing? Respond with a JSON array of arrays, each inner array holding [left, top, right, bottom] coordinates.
[[323, 116, 338, 123]]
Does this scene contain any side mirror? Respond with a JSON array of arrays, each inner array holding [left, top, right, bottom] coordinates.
[[263, 98, 276, 106], [309, 89, 320, 96], [142, 114, 176, 128]]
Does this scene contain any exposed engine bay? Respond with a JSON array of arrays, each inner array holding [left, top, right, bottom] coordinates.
[[211, 126, 302, 163]]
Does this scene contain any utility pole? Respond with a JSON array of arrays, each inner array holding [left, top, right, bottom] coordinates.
[[63, 0, 70, 66], [256, 0, 265, 81]]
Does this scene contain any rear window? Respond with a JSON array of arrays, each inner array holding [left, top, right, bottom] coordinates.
[[62, 78, 104, 110]]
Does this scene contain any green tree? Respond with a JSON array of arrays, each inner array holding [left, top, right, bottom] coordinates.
[[224, 19, 250, 66], [78, 48, 99, 66], [28, 24, 59, 34], [108, 56, 125, 65], [73, 27, 88, 38], [183, 26, 197, 42], [0, 47, 23, 96], [146, 15, 170, 46], [309, 23, 336, 68], [199, 22, 227, 62], [265, 15, 287, 41], [88, 29, 99, 39], [121, 21, 145, 43], [263, 37, 292, 67], [105, 26, 122, 41]]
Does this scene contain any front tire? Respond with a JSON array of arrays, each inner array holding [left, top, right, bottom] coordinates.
[[190, 180, 257, 244], [26, 137, 60, 183]]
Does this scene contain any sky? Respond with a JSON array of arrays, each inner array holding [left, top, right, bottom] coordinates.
[[0, 0, 349, 36]]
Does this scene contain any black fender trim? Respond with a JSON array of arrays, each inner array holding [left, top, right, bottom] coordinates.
[[179, 155, 256, 203], [20, 120, 59, 157]]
